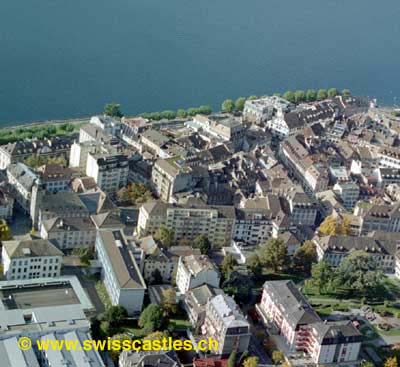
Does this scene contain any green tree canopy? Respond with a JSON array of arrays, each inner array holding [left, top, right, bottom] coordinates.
[[235, 97, 246, 111], [176, 109, 187, 118], [161, 288, 177, 317], [117, 183, 152, 206], [160, 110, 177, 120], [247, 253, 262, 278], [328, 88, 339, 98], [154, 225, 175, 248], [221, 253, 237, 278], [317, 89, 328, 100], [194, 234, 212, 255], [138, 304, 163, 333], [258, 237, 288, 273], [335, 251, 384, 297], [294, 90, 306, 103], [308, 260, 334, 294], [306, 89, 317, 101], [222, 99, 235, 113], [292, 240, 317, 276], [282, 91, 295, 103], [228, 351, 237, 367], [103, 306, 127, 328], [104, 103, 123, 118]]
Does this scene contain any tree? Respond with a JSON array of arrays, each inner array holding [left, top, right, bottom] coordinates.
[[144, 331, 167, 341], [328, 88, 338, 98], [194, 234, 211, 255], [138, 304, 163, 333], [384, 356, 398, 367], [117, 183, 152, 206], [258, 238, 288, 273], [197, 105, 212, 115], [308, 261, 334, 294], [177, 109, 187, 118], [104, 103, 123, 118], [222, 271, 253, 303], [228, 351, 237, 367], [222, 99, 235, 113], [317, 89, 328, 100], [292, 241, 317, 276], [109, 333, 131, 362], [341, 89, 351, 97], [360, 362, 374, 367], [335, 251, 384, 298], [306, 89, 317, 101], [247, 95, 258, 101], [271, 350, 284, 365], [150, 269, 163, 285], [160, 110, 177, 120], [103, 306, 127, 328], [190, 107, 201, 116], [155, 225, 175, 247], [161, 288, 177, 317], [247, 253, 262, 278], [221, 253, 237, 278], [294, 90, 306, 103], [243, 356, 258, 367], [0, 220, 12, 241], [235, 97, 246, 111], [319, 215, 350, 236], [282, 91, 295, 103]]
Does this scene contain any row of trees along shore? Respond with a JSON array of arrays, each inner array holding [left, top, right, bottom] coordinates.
[[103, 88, 351, 119]]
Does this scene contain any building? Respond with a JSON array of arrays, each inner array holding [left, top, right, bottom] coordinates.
[[37, 192, 90, 230], [37, 163, 72, 193], [176, 255, 220, 294], [36, 330, 105, 367], [360, 203, 400, 233], [40, 217, 97, 251], [96, 230, 146, 317], [0, 276, 102, 366], [139, 236, 175, 283], [184, 284, 224, 331], [6, 163, 39, 213], [314, 234, 398, 273], [243, 96, 293, 124], [119, 350, 179, 367], [333, 181, 360, 210], [1, 239, 63, 280], [256, 280, 362, 365], [202, 294, 251, 355], [151, 158, 193, 202], [191, 114, 245, 150], [280, 136, 328, 193], [86, 152, 129, 193], [0, 137, 73, 170], [286, 191, 318, 226], [90, 115, 121, 136], [233, 195, 282, 245], [0, 186, 14, 220], [137, 200, 235, 247]]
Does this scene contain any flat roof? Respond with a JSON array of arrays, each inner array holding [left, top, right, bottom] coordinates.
[[0, 285, 79, 310], [0, 276, 94, 312]]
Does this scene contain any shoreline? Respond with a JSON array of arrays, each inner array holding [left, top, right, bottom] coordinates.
[[0, 117, 91, 131]]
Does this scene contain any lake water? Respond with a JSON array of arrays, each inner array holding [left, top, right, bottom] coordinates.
[[0, 0, 399, 125]]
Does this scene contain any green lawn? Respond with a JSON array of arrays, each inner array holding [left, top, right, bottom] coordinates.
[[168, 318, 192, 330], [95, 281, 111, 309]]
